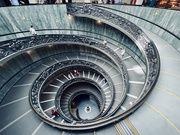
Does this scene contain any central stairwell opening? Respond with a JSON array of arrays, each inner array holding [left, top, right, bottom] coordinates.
[[71, 93, 100, 120]]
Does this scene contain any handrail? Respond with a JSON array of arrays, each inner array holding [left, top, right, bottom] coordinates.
[[93, 5, 180, 40], [0, 29, 145, 67], [56, 78, 106, 121], [53, 64, 114, 121], [0, 34, 129, 102], [30, 3, 160, 130], [0, 4, 160, 130], [68, 89, 103, 121], [28, 34, 129, 129], [67, 3, 160, 103]]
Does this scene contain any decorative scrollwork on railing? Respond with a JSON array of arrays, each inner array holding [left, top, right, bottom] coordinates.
[[0, 35, 120, 65], [67, 4, 142, 40], [0, 39, 26, 58], [30, 60, 118, 122], [1, 34, 128, 101], [67, 3, 160, 100]]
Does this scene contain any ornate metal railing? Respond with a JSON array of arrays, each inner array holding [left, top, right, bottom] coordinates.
[[94, 5, 180, 41], [0, 4, 160, 129], [56, 78, 106, 122], [0, 34, 121, 65], [0, 29, 145, 67], [27, 34, 128, 126], [30, 59, 120, 125], [0, 34, 128, 96], [67, 3, 160, 102], [0, 4, 160, 130], [0, 34, 128, 88]]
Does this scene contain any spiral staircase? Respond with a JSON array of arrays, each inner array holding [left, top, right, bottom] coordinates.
[[0, 4, 180, 135]]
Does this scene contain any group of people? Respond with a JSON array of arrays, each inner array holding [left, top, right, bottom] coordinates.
[[92, 0, 115, 4], [8, 0, 63, 5]]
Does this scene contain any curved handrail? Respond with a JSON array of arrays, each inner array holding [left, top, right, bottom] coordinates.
[[57, 78, 106, 121], [0, 30, 145, 66], [67, 3, 160, 103], [0, 4, 160, 130], [53, 64, 114, 121], [68, 89, 103, 121], [0, 5, 160, 129], [93, 5, 180, 40], [30, 59, 118, 119], [29, 3, 160, 130], [28, 35, 129, 129], [0, 34, 130, 102]]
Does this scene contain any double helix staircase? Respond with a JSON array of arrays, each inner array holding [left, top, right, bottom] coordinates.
[[0, 4, 162, 135]]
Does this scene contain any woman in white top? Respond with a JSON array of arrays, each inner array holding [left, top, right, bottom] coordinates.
[[103, 39, 107, 45], [120, 48, 126, 60], [29, 25, 37, 36], [121, 48, 126, 57]]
